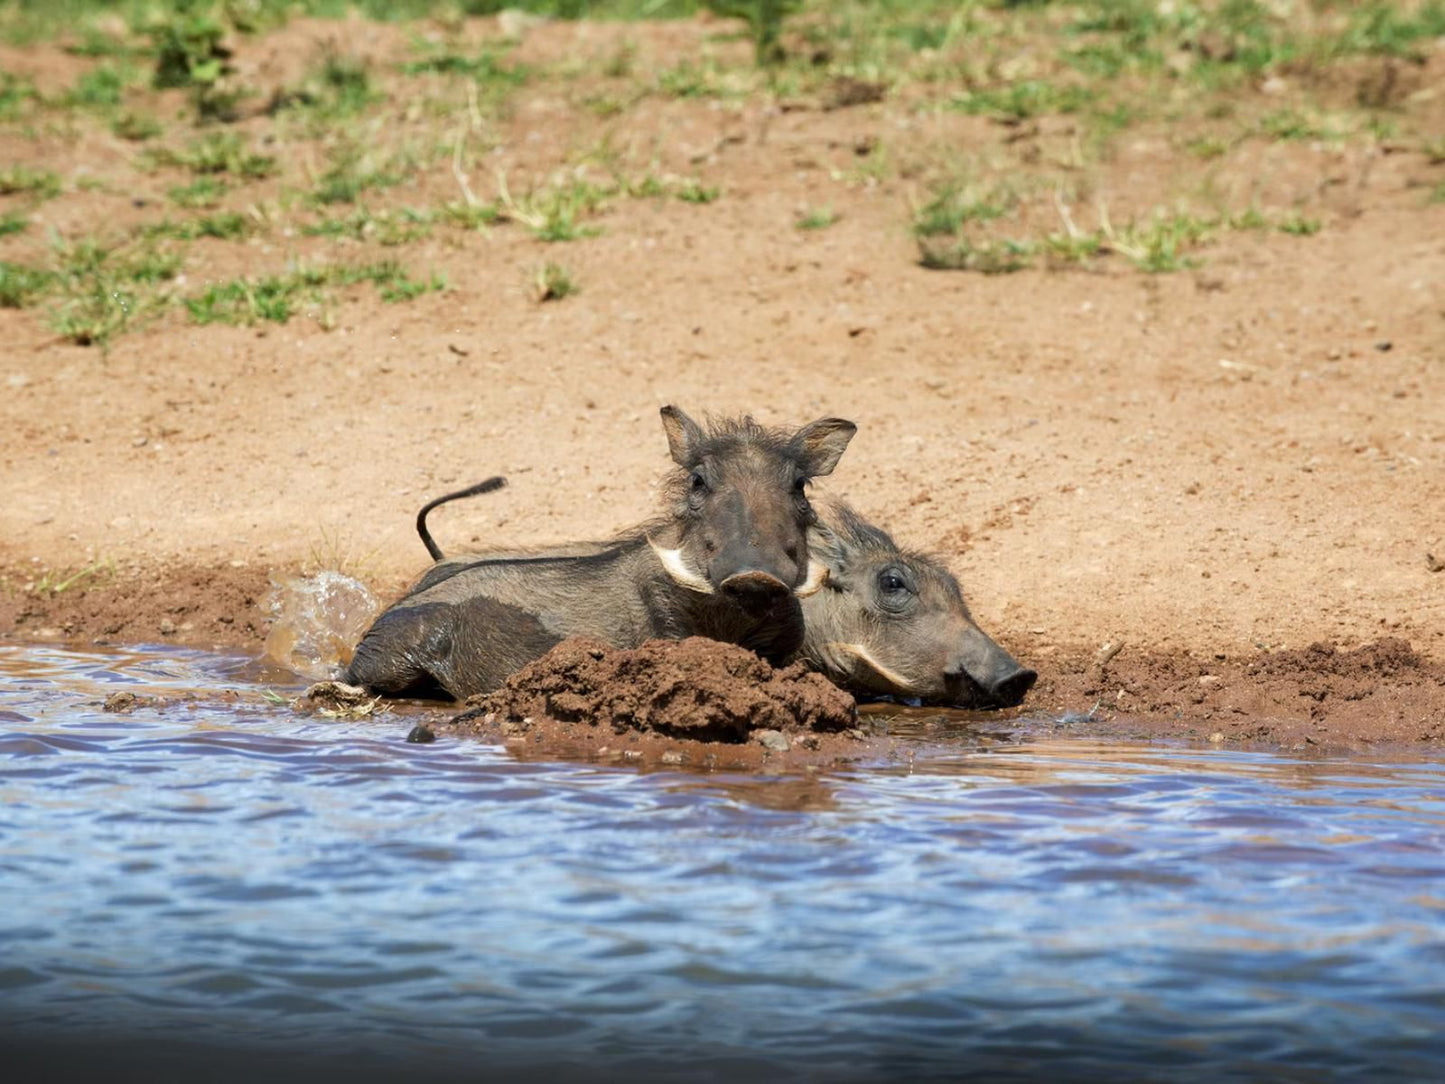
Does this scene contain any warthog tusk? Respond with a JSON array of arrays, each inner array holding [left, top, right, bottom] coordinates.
[[825, 642, 915, 693], [795, 560, 830, 598], [648, 539, 714, 594]]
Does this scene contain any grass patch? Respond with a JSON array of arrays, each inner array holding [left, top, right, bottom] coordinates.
[[796, 206, 838, 230], [31, 558, 114, 596], [440, 200, 503, 230], [1277, 212, 1322, 237], [275, 52, 380, 120], [498, 175, 608, 242], [112, 110, 164, 141], [1258, 109, 1340, 143], [144, 211, 260, 241], [142, 133, 278, 179], [532, 261, 576, 302], [912, 180, 1014, 238], [64, 63, 133, 108], [0, 210, 29, 237], [400, 47, 528, 86], [46, 239, 183, 348], [676, 179, 720, 204], [303, 206, 433, 245], [0, 166, 62, 201], [185, 260, 444, 326], [1110, 211, 1214, 273], [311, 147, 406, 205], [168, 176, 228, 208], [950, 81, 1094, 122], [0, 72, 39, 120], [0, 261, 56, 308]]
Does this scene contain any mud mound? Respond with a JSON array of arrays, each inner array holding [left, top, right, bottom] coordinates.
[[457, 637, 857, 743], [439, 637, 879, 771]]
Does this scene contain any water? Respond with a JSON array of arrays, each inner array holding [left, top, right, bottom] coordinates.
[[2, 642, 1444, 1082]]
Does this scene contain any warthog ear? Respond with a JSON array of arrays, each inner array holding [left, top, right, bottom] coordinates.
[[791, 418, 857, 477], [808, 521, 847, 576], [659, 405, 706, 467]]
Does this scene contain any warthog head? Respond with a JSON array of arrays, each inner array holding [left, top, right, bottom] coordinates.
[[650, 407, 856, 614], [800, 504, 1036, 708]]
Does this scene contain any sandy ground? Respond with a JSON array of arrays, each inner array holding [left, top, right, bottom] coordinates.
[[2, 14, 1443, 751]]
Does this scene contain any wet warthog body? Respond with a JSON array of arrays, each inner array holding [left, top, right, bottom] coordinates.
[[345, 407, 855, 700], [798, 503, 1036, 708]]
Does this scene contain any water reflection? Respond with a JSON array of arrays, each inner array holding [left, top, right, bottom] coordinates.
[[1, 643, 1444, 1080]]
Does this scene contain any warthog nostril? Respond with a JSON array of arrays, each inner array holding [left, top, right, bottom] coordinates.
[[992, 668, 1037, 707], [944, 665, 1037, 708], [719, 571, 791, 612], [785, 545, 799, 563]]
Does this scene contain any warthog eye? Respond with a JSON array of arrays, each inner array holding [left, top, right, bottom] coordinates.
[[880, 572, 906, 594], [793, 475, 808, 493], [690, 471, 708, 493]]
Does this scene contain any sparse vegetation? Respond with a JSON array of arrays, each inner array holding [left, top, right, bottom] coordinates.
[[142, 133, 278, 178], [796, 206, 838, 230], [532, 261, 576, 302], [0, 166, 61, 200], [185, 260, 443, 327], [0, 210, 29, 236], [0, 0, 1422, 341]]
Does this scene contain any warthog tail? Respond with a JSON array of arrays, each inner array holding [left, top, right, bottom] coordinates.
[[416, 476, 506, 560]]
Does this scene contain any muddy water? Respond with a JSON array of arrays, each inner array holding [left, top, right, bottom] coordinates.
[[2, 643, 1443, 1082]]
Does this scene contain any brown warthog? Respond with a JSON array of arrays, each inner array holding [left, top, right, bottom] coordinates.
[[799, 502, 1035, 708], [344, 406, 856, 699]]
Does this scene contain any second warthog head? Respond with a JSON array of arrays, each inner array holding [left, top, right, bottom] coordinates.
[[650, 406, 857, 613], [800, 504, 1036, 709]]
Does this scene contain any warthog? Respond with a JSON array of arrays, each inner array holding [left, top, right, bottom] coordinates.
[[345, 406, 856, 699], [800, 502, 1036, 709], [383, 482, 1035, 710]]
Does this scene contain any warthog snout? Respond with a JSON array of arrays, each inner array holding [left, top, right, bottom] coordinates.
[[945, 656, 1037, 708], [944, 625, 1036, 707], [719, 570, 792, 612]]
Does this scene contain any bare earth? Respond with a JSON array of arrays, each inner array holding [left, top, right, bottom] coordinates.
[[2, 15, 1443, 751]]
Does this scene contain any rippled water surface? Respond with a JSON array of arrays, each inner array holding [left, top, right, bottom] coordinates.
[[2, 643, 1444, 1081]]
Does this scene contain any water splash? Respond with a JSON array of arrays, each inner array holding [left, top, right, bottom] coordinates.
[[263, 571, 380, 680]]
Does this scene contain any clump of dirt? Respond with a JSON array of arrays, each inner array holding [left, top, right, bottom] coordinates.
[[1035, 638, 1445, 750], [443, 637, 875, 770]]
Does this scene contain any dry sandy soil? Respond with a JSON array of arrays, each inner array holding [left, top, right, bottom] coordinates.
[[2, 12, 1443, 752]]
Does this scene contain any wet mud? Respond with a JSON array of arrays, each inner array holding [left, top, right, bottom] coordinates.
[[1035, 637, 1445, 751], [442, 637, 881, 771]]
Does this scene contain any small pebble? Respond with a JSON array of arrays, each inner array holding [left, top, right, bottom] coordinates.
[[406, 725, 435, 744], [158, 618, 176, 635], [660, 750, 685, 765], [1209, 732, 1226, 743], [755, 729, 791, 752]]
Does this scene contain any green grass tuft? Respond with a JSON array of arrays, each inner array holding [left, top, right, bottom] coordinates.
[[0, 165, 62, 200], [142, 133, 278, 179], [796, 206, 838, 230]]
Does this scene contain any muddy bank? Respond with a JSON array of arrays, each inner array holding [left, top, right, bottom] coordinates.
[[0, 558, 277, 649], [4, 561, 1444, 751], [1034, 638, 1445, 751], [441, 637, 881, 771]]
